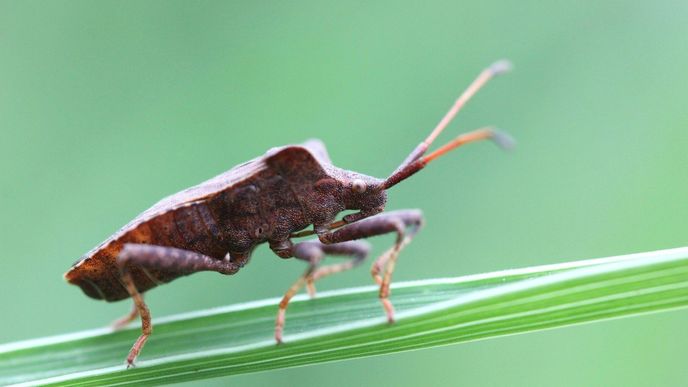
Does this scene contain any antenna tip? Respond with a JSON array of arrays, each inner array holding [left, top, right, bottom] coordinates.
[[488, 60, 513, 76], [489, 129, 517, 150]]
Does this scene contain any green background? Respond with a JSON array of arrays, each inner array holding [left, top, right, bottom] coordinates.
[[2, 1, 688, 386]]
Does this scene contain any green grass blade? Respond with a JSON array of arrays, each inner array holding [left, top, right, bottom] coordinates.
[[2, 247, 688, 386]]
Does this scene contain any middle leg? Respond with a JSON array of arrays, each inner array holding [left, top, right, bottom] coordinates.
[[274, 239, 370, 343]]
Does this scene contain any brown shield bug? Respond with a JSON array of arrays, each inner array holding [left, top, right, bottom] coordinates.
[[65, 60, 515, 366]]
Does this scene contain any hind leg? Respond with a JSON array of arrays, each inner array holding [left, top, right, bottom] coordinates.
[[274, 240, 370, 344], [111, 298, 141, 330], [118, 270, 151, 368], [116, 243, 241, 366]]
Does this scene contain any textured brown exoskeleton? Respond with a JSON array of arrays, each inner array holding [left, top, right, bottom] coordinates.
[[65, 60, 515, 366]]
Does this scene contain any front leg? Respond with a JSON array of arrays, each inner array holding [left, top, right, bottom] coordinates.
[[318, 209, 424, 323]]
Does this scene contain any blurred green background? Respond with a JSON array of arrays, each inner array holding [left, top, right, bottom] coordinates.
[[2, 1, 688, 386]]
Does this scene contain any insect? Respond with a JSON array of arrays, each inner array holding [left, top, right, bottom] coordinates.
[[65, 60, 514, 366]]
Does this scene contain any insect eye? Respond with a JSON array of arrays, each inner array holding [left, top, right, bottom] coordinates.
[[352, 179, 367, 193]]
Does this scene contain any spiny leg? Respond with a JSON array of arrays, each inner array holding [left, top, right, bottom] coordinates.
[[117, 243, 241, 366], [318, 209, 423, 323], [274, 240, 370, 344]]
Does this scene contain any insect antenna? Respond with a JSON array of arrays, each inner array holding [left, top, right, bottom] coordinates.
[[382, 60, 514, 190]]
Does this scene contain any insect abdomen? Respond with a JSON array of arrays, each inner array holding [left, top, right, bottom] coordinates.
[[65, 202, 232, 301]]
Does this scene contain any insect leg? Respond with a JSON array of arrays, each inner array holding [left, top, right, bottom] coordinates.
[[318, 209, 424, 323], [274, 240, 370, 344], [370, 235, 413, 286], [302, 240, 371, 296], [116, 243, 241, 366], [111, 298, 140, 330]]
